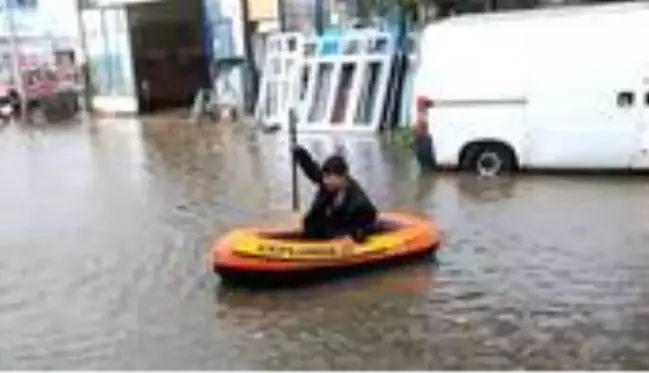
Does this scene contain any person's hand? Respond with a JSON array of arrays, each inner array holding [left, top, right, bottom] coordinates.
[[292, 144, 306, 154], [350, 230, 368, 244]]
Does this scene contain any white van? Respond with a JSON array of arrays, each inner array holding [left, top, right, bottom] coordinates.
[[412, 2, 649, 176]]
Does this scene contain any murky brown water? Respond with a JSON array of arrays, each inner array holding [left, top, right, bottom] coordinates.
[[2, 118, 649, 369]]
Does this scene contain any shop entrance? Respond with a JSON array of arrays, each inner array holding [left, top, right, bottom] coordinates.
[[127, 0, 209, 113]]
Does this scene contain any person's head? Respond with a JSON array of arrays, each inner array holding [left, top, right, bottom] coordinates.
[[321, 155, 349, 192]]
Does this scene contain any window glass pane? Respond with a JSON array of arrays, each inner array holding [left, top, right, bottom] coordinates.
[[284, 0, 316, 31], [204, 0, 236, 59], [212, 19, 235, 58], [83, 7, 134, 96], [0, 55, 12, 83]]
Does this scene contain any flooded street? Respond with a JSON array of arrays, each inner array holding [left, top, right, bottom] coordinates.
[[2, 118, 649, 369]]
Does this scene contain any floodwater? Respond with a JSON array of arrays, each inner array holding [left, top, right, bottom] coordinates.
[[2, 118, 649, 370]]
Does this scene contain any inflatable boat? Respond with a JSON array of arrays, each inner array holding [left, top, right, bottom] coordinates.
[[210, 212, 441, 286]]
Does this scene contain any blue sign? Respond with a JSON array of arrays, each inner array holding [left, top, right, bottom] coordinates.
[[202, 0, 235, 61], [320, 27, 342, 56], [6, 0, 37, 10]]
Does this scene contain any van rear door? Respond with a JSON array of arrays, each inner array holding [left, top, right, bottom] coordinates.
[[628, 33, 649, 170], [630, 78, 649, 169]]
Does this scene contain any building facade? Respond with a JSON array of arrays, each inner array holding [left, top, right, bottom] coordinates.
[[80, 0, 252, 113]]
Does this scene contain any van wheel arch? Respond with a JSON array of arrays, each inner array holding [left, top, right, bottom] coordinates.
[[459, 140, 519, 176]]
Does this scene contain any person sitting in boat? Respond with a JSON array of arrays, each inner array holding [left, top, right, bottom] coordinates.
[[293, 145, 378, 242]]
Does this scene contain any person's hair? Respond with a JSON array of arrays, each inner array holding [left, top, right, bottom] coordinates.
[[321, 155, 349, 176]]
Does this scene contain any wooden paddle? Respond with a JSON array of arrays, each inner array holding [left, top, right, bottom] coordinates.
[[288, 108, 300, 213], [254, 109, 303, 227]]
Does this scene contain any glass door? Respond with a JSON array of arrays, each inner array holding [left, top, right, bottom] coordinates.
[[82, 6, 135, 98]]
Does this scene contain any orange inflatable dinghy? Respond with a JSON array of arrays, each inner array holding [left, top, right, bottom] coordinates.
[[210, 212, 441, 286]]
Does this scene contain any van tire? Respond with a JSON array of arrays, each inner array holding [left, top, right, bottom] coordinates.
[[460, 143, 516, 177]]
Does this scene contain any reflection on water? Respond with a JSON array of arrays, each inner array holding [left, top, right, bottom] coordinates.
[[456, 175, 518, 203], [2, 119, 649, 369]]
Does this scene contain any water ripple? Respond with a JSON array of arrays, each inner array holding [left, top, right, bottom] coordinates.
[[2, 119, 649, 369]]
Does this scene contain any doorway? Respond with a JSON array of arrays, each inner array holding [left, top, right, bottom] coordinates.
[[127, 0, 210, 113]]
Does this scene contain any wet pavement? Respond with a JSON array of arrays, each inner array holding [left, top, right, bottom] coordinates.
[[2, 118, 649, 369]]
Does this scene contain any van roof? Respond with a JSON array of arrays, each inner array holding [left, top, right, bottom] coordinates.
[[433, 1, 649, 27]]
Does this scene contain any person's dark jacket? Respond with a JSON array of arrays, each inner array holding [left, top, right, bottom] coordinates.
[[293, 146, 378, 242]]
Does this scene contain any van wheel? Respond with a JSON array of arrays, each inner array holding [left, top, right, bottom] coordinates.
[[461, 144, 516, 177]]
